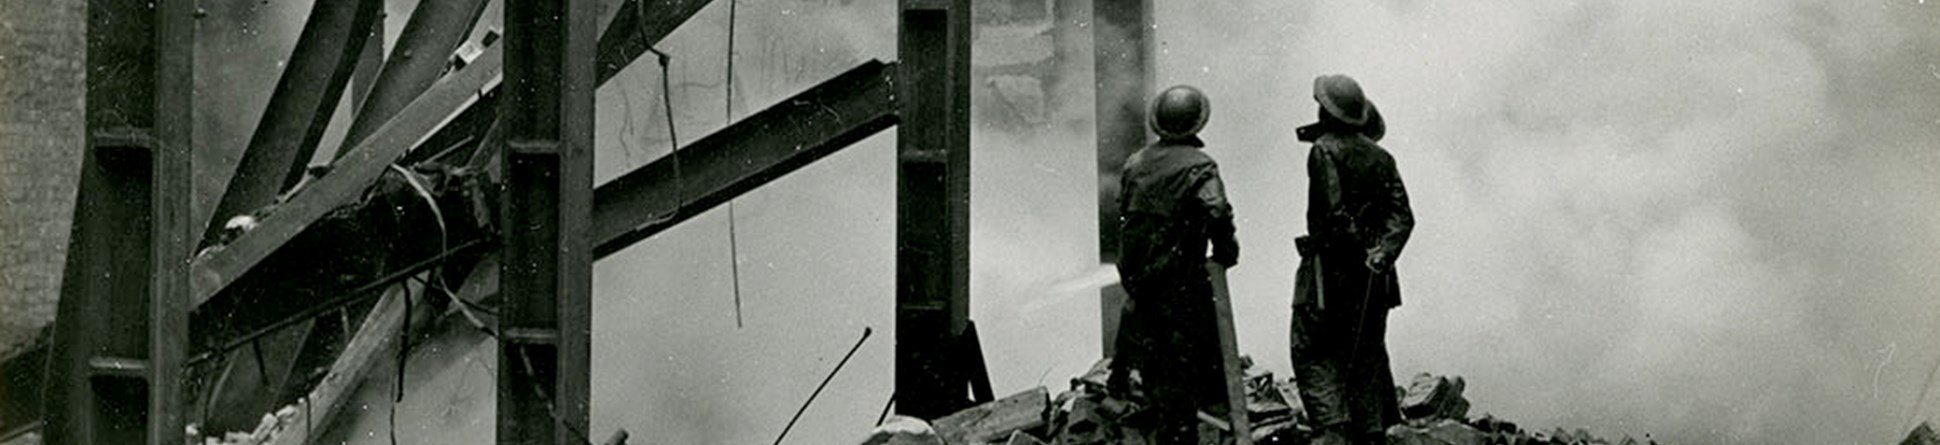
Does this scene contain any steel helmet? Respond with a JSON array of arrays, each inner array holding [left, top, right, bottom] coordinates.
[[1312, 74, 1385, 141], [1149, 85, 1211, 140]]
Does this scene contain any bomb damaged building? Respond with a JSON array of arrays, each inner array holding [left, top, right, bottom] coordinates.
[[4, 1, 1940, 445]]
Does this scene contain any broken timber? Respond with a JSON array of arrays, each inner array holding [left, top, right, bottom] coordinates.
[[1207, 262, 1253, 444]]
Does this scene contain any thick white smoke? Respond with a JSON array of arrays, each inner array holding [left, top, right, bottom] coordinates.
[[580, 1, 1940, 444], [1147, 0, 1940, 443]]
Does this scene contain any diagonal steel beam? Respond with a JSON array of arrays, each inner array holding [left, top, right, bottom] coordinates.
[[333, 0, 491, 162], [592, 60, 899, 258], [200, 0, 384, 249], [190, 47, 503, 309], [189, 0, 712, 308]]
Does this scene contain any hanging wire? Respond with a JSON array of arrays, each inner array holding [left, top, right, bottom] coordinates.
[[723, 0, 745, 329]]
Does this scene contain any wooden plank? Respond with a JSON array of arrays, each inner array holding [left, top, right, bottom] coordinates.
[[260, 257, 498, 445], [930, 387, 1048, 445], [190, 46, 502, 309], [1206, 262, 1253, 445]]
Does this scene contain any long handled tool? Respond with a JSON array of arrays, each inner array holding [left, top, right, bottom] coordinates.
[[1206, 262, 1255, 445]]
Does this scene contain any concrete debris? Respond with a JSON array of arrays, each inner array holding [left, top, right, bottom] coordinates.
[[1388, 419, 1485, 445], [1470, 413, 1519, 436], [868, 366, 1716, 445], [862, 416, 948, 445], [1005, 430, 1049, 445], [1905, 422, 1939, 445], [189, 403, 306, 445], [932, 387, 1051, 445], [1401, 373, 1470, 422]]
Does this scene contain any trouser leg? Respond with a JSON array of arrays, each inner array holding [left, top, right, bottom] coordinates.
[[1290, 304, 1348, 431], [1144, 318, 1199, 445], [1344, 306, 1393, 444]]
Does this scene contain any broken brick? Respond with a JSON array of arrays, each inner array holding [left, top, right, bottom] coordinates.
[[1401, 374, 1470, 421]]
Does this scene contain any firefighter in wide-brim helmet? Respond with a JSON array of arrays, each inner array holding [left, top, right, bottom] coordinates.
[[1113, 84, 1239, 444], [1290, 74, 1414, 445]]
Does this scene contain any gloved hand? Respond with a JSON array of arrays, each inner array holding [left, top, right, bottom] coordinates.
[[1365, 249, 1390, 273], [1212, 248, 1238, 268]]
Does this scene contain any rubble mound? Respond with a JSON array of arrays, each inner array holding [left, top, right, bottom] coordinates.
[[859, 362, 1940, 445]]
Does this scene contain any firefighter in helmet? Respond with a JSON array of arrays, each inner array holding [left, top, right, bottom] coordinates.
[[1114, 84, 1241, 444], [1290, 74, 1414, 445]]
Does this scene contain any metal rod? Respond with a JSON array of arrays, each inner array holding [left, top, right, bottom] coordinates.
[[773, 327, 873, 445], [187, 238, 493, 366], [875, 394, 896, 426]]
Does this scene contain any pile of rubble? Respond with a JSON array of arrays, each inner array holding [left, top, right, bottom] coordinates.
[[857, 359, 1672, 445]]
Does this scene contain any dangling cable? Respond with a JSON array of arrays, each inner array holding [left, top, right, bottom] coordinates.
[[723, 0, 745, 329], [649, 47, 683, 226], [635, 0, 682, 229]]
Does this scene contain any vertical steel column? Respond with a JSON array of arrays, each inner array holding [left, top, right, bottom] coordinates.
[[896, 0, 974, 420], [149, 1, 193, 444], [46, 0, 191, 444], [498, 0, 595, 444], [1092, 0, 1151, 356]]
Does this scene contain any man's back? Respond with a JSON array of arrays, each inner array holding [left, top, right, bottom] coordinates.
[[1117, 141, 1234, 284], [1306, 133, 1411, 261]]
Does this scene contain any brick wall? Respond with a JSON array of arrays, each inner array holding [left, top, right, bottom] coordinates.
[[0, 0, 85, 359]]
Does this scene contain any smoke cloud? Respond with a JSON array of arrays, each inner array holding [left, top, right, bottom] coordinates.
[[582, 1, 1940, 444], [1146, 1, 1940, 443]]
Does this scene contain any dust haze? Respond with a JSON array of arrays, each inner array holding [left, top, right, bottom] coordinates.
[[581, 1, 1940, 445]]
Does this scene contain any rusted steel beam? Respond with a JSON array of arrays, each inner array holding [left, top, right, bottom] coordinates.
[[334, 0, 491, 159], [43, 0, 193, 443], [191, 0, 711, 308], [896, 0, 975, 420], [200, 0, 384, 249], [498, 0, 596, 443], [189, 47, 502, 309], [49, 1, 193, 443], [150, 1, 194, 443], [591, 60, 900, 258]]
